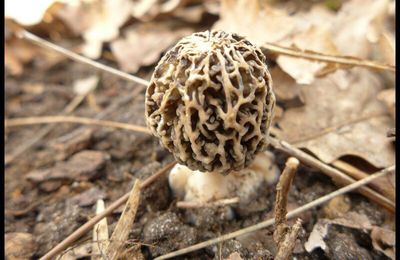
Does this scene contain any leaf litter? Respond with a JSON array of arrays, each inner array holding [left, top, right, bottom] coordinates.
[[4, 0, 395, 259]]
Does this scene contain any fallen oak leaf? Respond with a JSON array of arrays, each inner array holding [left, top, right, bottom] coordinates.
[[110, 23, 193, 73], [131, 0, 189, 22], [56, 0, 133, 59], [215, 0, 394, 84], [275, 68, 394, 168], [269, 67, 304, 110], [214, 0, 307, 47], [276, 25, 340, 84]]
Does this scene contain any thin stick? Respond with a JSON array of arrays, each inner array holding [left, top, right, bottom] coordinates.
[[274, 157, 299, 245], [5, 116, 152, 135], [153, 165, 394, 260], [39, 161, 176, 260], [262, 42, 395, 72], [268, 136, 395, 212], [16, 29, 150, 86], [176, 197, 240, 209], [106, 179, 141, 260], [332, 160, 395, 201]]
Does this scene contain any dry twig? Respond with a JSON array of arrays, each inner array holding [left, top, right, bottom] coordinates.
[[106, 179, 141, 260], [332, 160, 395, 202], [262, 42, 395, 72], [39, 161, 176, 260], [176, 197, 240, 209], [153, 165, 394, 260], [5, 116, 151, 135], [17, 29, 149, 86]]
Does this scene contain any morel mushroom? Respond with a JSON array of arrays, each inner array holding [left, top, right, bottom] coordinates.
[[145, 30, 275, 174]]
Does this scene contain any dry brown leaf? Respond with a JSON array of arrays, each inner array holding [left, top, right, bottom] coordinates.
[[305, 212, 372, 253], [275, 68, 394, 168], [56, 0, 133, 59], [276, 26, 339, 84], [370, 226, 395, 259], [214, 0, 393, 84], [214, 0, 307, 47], [110, 23, 193, 73], [214, 1, 334, 84], [131, 0, 187, 21], [270, 67, 303, 108], [333, 0, 391, 58], [173, 5, 206, 23]]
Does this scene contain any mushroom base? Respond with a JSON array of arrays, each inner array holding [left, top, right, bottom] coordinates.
[[168, 151, 280, 203]]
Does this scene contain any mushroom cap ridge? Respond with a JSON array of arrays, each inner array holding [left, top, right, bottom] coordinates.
[[145, 30, 275, 174]]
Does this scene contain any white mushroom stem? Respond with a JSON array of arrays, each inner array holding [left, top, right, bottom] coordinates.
[[169, 151, 280, 203]]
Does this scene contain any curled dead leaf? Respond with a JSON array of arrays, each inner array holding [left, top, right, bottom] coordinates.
[[110, 23, 193, 73]]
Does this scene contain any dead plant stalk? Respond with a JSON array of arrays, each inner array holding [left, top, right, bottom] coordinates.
[[274, 157, 299, 246], [17, 29, 149, 86], [5, 116, 151, 135], [273, 157, 302, 260]]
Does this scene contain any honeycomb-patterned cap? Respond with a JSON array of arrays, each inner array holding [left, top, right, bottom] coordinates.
[[145, 30, 275, 174]]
